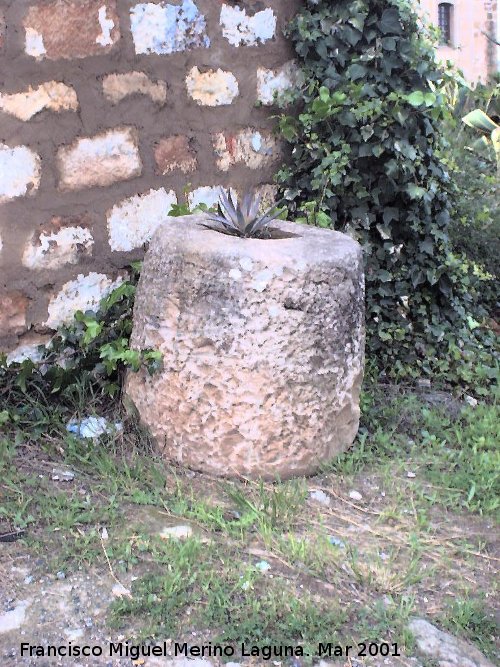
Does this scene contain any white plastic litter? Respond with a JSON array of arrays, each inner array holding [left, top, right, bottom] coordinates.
[[255, 560, 271, 572], [66, 416, 123, 439], [309, 489, 331, 506]]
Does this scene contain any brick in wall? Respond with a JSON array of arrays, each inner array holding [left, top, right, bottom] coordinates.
[[57, 128, 142, 192], [0, 144, 41, 203], [45, 273, 124, 329], [0, 82, 78, 121], [22, 216, 94, 270], [24, 0, 120, 60], [130, 0, 210, 55], [0, 292, 29, 337], [213, 129, 280, 171], [188, 186, 229, 210], [107, 188, 177, 252], [102, 72, 167, 105], [257, 62, 301, 105], [154, 136, 197, 175], [220, 4, 277, 46], [186, 67, 239, 106]]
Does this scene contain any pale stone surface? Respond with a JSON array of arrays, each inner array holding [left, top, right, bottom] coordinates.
[[23, 0, 119, 60], [220, 4, 276, 46], [187, 186, 229, 209], [23, 226, 93, 270], [213, 129, 280, 171], [408, 618, 496, 667], [45, 273, 123, 329], [0, 601, 30, 635], [6, 334, 50, 365], [130, 0, 210, 55], [257, 61, 302, 105], [0, 144, 41, 203], [102, 71, 167, 105], [57, 128, 141, 191], [125, 214, 365, 480], [0, 82, 78, 121], [107, 187, 177, 252], [186, 67, 239, 106]]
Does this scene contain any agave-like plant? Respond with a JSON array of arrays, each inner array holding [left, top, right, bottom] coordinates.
[[202, 189, 284, 238]]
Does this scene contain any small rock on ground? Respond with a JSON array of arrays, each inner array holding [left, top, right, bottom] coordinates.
[[409, 617, 496, 667]]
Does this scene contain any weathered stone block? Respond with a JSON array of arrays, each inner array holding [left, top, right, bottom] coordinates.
[[45, 273, 123, 329], [24, 0, 119, 60], [257, 61, 302, 105], [212, 129, 280, 171], [125, 215, 365, 480], [220, 4, 276, 46], [186, 67, 239, 106], [57, 128, 142, 191], [155, 136, 197, 174], [5, 334, 51, 365], [0, 82, 78, 121], [187, 186, 229, 210], [0, 144, 41, 203], [102, 72, 167, 105], [23, 216, 94, 270], [0, 292, 29, 338], [107, 188, 177, 252], [130, 0, 209, 55]]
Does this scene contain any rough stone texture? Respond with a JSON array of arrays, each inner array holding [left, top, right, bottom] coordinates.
[[154, 136, 197, 175], [408, 618, 496, 667], [187, 186, 228, 209], [213, 128, 280, 171], [130, 0, 210, 55], [0, 293, 29, 338], [125, 214, 365, 480], [45, 273, 123, 329], [107, 188, 177, 252], [0, 292, 30, 338], [220, 4, 277, 46], [5, 334, 51, 365], [23, 0, 120, 60], [186, 67, 239, 106], [0, 82, 78, 121], [0, 144, 41, 203], [102, 72, 167, 105], [57, 128, 142, 191], [257, 61, 302, 105], [0, 0, 302, 348], [22, 217, 94, 270]]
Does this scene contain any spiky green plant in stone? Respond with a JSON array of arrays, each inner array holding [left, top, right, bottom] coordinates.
[[202, 189, 284, 238]]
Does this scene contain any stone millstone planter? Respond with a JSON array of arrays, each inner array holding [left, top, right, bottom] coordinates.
[[125, 214, 365, 480]]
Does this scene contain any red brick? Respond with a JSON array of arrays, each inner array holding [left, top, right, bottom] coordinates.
[[154, 136, 197, 175], [24, 0, 120, 60]]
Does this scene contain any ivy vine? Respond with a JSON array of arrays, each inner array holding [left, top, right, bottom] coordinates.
[[278, 0, 498, 390]]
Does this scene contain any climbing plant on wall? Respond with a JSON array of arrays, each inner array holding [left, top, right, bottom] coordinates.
[[278, 0, 498, 389]]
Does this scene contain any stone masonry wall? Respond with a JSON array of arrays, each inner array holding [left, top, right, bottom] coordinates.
[[0, 0, 301, 355]]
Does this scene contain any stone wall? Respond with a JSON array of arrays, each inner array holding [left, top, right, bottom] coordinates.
[[0, 0, 301, 354]]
